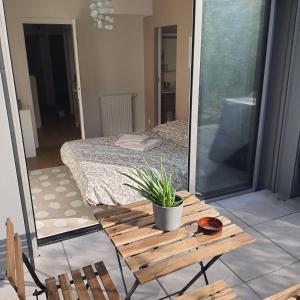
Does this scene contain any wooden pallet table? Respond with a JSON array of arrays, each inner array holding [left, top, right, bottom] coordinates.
[[94, 191, 255, 300]]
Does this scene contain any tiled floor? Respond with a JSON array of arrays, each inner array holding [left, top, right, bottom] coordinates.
[[1, 190, 300, 299]]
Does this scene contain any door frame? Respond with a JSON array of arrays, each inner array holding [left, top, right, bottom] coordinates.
[[0, 1, 37, 261], [188, 0, 276, 198], [274, 2, 300, 198], [156, 27, 162, 125], [188, 0, 203, 193], [20, 17, 86, 139], [0, 16, 86, 251]]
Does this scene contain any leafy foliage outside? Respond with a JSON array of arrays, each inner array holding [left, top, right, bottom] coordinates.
[[199, 0, 267, 125]]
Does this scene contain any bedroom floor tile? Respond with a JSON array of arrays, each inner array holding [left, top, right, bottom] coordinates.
[[217, 190, 300, 226]]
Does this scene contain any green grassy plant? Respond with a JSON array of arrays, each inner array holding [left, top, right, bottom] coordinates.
[[120, 161, 192, 208]]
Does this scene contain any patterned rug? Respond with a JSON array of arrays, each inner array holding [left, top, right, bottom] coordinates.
[[29, 166, 102, 239]]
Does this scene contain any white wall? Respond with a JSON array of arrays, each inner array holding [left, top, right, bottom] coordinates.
[[4, 0, 150, 137], [111, 0, 152, 15], [0, 74, 25, 239]]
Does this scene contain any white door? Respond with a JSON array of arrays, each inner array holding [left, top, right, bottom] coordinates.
[[71, 21, 85, 139]]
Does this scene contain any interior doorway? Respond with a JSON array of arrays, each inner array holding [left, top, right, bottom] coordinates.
[[21, 23, 97, 242], [23, 24, 82, 171], [157, 25, 177, 124]]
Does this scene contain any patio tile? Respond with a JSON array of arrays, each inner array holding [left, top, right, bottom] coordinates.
[[108, 266, 166, 299], [234, 283, 262, 300], [23, 242, 71, 296], [209, 202, 248, 229], [35, 243, 70, 275], [62, 231, 121, 271], [36, 241, 65, 258], [254, 212, 300, 260], [217, 190, 300, 226], [247, 261, 300, 299], [0, 278, 19, 300], [158, 259, 243, 295], [221, 228, 297, 282], [0, 243, 69, 300]]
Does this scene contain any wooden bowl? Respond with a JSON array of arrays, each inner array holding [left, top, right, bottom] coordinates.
[[198, 217, 223, 235]]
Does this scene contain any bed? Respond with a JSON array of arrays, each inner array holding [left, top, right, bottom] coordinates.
[[60, 121, 189, 206]]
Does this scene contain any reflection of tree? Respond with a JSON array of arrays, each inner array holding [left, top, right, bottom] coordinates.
[[198, 0, 266, 125]]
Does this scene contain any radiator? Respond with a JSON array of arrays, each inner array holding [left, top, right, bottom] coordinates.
[[100, 93, 133, 136]]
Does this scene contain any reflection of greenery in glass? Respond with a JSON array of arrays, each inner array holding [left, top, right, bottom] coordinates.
[[199, 0, 266, 125]]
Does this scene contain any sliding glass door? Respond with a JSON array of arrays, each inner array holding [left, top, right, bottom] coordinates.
[[190, 0, 271, 198]]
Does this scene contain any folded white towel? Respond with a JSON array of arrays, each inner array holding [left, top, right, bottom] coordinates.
[[118, 139, 161, 151], [115, 134, 149, 145]]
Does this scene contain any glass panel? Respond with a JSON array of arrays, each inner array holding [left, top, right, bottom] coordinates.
[[196, 0, 269, 197], [161, 25, 177, 124]]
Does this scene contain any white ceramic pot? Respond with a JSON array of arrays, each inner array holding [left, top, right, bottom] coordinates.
[[152, 197, 183, 231]]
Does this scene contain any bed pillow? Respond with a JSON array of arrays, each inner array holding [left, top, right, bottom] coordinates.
[[151, 120, 189, 148]]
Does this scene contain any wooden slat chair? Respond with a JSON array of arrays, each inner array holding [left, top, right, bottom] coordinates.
[[174, 280, 240, 300], [264, 283, 300, 300], [174, 281, 300, 300], [6, 218, 120, 300]]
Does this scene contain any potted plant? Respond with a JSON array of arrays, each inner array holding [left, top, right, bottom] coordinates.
[[120, 162, 191, 231]]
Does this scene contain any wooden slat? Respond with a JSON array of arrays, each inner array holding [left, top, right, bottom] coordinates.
[[83, 265, 106, 300], [182, 201, 208, 215], [101, 205, 153, 228], [119, 215, 230, 258], [181, 194, 201, 206], [119, 199, 150, 209], [127, 224, 243, 270], [135, 232, 255, 284], [95, 262, 120, 300], [58, 273, 75, 300], [112, 225, 162, 246], [176, 190, 193, 198], [112, 208, 220, 247], [181, 208, 219, 226], [106, 201, 208, 237], [6, 218, 16, 289], [213, 288, 239, 300], [106, 215, 155, 236], [175, 280, 232, 300], [98, 192, 199, 228], [14, 234, 25, 300], [46, 277, 60, 300], [264, 283, 300, 300], [95, 199, 150, 220], [119, 226, 191, 258], [71, 269, 89, 300]]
